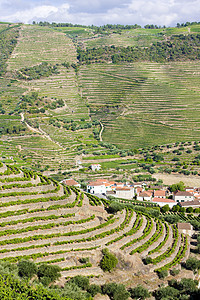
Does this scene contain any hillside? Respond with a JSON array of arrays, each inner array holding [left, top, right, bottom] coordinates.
[[0, 163, 194, 290], [1, 22, 200, 177]]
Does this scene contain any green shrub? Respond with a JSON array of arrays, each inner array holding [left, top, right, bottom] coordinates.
[[157, 269, 168, 279], [129, 285, 150, 299], [100, 248, 118, 272], [69, 275, 89, 290], [37, 264, 61, 286], [170, 268, 180, 276], [18, 260, 37, 279]]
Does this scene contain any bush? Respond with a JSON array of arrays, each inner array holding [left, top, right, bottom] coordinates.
[[129, 285, 150, 299], [185, 257, 200, 272], [164, 214, 180, 224], [69, 275, 89, 290], [107, 201, 124, 213], [144, 257, 153, 265], [102, 282, 130, 300], [58, 282, 88, 300], [18, 260, 37, 279], [157, 269, 168, 279], [100, 248, 118, 272], [170, 268, 180, 276], [37, 264, 61, 285], [87, 284, 102, 296]]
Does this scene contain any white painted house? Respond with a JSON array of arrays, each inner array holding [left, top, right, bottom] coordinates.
[[152, 197, 177, 208], [87, 181, 106, 194], [90, 164, 101, 171], [174, 191, 194, 203], [137, 191, 152, 201]]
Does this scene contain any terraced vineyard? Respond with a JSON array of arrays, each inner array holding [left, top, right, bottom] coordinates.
[[79, 62, 200, 148], [0, 164, 190, 281]]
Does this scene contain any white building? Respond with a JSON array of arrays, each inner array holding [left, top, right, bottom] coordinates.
[[137, 191, 152, 201], [90, 164, 101, 171], [61, 179, 81, 188], [87, 181, 106, 194], [152, 197, 177, 208], [174, 191, 194, 203]]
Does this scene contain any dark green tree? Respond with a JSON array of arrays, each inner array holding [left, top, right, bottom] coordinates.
[[18, 260, 37, 279]]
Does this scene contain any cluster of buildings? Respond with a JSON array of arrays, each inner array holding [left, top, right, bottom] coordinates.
[[61, 177, 200, 208]]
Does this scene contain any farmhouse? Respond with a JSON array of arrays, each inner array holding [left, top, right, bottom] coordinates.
[[87, 179, 134, 199], [61, 179, 80, 188], [177, 222, 193, 237], [114, 187, 134, 200], [173, 191, 194, 203], [90, 164, 101, 171], [154, 190, 166, 198], [179, 200, 200, 208], [87, 181, 106, 194], [152, 197, 176, 208], [137, 191, 152, 201]]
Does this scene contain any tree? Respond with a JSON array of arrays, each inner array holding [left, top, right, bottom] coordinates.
[[100, 248, 118, 272], [102, 282, 130, 300], [157, 269, 168, 279], [37, 264, 61, 286], [186, 207, 193, 213], [107, 201, 124, 213], [161, 204, 170, 213], [129, 285, 150, 299], [153, 286, 179, 299], [164, 214, 180, 224], [69, 275, 89, 290], [18, 260, 37, 279], [170, 268, 180, 276], [185, 257, 200, 272], [170, 181, 185, 192], [172, 205, 180, 212], [87, 284, 101, 297]]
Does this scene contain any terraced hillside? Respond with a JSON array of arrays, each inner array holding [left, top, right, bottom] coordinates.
[[0, 164, 190, 284], [0, 24, 105, 172], [79, 62, 200, 149], [1, 23, 200, 175]]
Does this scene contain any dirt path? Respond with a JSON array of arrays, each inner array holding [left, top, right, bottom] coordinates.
[[99, 121, 104, 142], [20, 112, 65, 149]]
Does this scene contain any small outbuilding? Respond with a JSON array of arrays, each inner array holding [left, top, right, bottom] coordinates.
[[177, 222, 193, 237]]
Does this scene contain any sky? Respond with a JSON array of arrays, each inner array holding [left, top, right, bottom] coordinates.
[[0, 0, 200, 27]]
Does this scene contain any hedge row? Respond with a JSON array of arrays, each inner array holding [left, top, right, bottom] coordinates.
[[130, 220, 164, 255], [0, 185, 71, 208], [77, 192, 84, 207], [0, 215, 95, 237], [0, 216, 115, 246], [0, 181, 60, 199], [120, 215, 153, 250], [0, 213, 75, 227], [106, 211, 140, 246], [62, 262, 92, 271], [148, 222, 169, 255], [155, 235, 187, 272], [53, 210, 136, 247], [86, 193, 102, 206], [0, 165, 20, 176], [0, 246, 98, 262], [150, 225, 179, 265], [0, 170, 33, 183]]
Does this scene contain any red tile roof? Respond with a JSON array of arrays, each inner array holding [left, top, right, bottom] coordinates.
[[154, 190, 166, 197], [139, 191, 152, 198], [174, 191, 193, 197], [62, 179, 79, 186], [152, 197, 175, 203]]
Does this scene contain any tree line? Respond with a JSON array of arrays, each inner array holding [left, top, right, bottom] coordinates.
[[77, 34, 200, 64]]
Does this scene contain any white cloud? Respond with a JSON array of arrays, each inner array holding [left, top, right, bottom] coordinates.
[[0, 0, 199, 26]]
